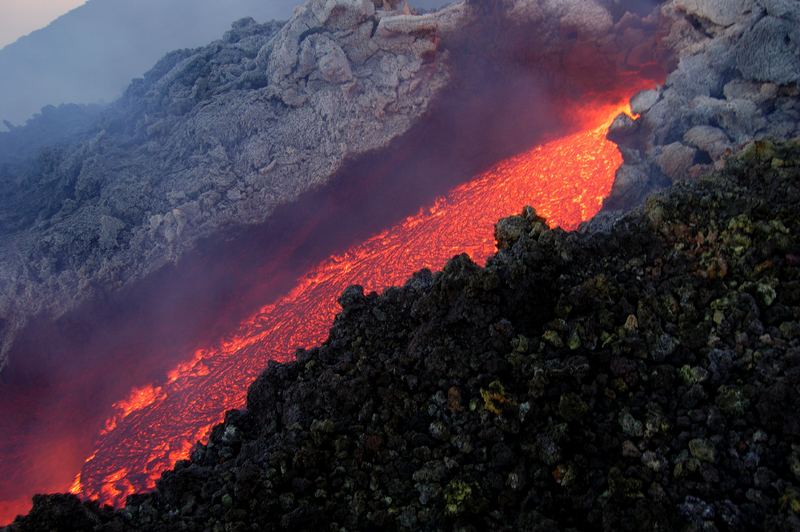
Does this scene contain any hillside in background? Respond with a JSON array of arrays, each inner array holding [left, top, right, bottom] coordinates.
[[0, 0, 300, 127], [0, 0, 452, 128]]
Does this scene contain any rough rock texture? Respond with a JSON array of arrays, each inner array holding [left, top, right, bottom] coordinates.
[[674, 0, 752, 27], [9, 140, 800, 530], [0, 0, 460, 372], [604, 0, 800, 212]]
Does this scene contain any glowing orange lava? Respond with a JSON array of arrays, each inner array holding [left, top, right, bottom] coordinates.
[[0, 95, 641, 525]]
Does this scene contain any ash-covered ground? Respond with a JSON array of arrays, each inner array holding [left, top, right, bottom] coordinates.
[[0, 2, 449, 369]]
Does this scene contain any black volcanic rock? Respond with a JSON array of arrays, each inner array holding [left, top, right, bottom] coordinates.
[[8, 140, 800, 530]]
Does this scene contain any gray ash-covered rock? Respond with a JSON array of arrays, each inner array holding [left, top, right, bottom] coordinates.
[[603, 0, 800, 212], [0, 0, 458, 372], [9, 140, 800, 530]]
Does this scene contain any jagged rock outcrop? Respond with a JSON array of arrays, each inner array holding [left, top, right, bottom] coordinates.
[[0, 1, 461, 372], [8, 139, 800, 531], [603, 0, 800, 211]]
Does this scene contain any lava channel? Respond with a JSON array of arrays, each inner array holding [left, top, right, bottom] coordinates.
[[1, 93, 646, 523]]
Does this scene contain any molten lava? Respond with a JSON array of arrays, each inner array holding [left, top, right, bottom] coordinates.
[[68, 98, 635, 508], [0, 94, 642, 524]]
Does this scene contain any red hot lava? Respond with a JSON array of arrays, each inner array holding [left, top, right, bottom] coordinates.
[[71, 98, 639, 507], [0, 91, 648, 524]]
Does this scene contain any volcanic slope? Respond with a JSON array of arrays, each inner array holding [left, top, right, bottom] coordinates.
[[10, 140, 800, 530], [0, 0, 456, 371]]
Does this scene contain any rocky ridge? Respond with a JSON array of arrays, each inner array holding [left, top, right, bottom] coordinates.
[[603, 0, 800, 211], [8, 139, 800, 531]]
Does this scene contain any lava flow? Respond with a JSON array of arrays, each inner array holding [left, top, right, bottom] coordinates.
[[0, 96, 638, 523], [62, 96, 639, 510]]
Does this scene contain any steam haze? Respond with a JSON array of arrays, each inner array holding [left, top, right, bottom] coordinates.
[[0, 0, 299, 126]]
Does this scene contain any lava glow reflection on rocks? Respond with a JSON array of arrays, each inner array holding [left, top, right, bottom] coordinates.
[[66, 95, 640, 509]]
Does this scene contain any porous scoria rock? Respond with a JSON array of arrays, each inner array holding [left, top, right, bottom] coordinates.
[[0, 0, 459, 372], [603, 0, 800, 213]]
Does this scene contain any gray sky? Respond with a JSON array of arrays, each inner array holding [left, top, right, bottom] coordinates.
[[0, 0, 87, 48]]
